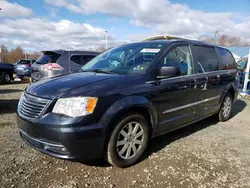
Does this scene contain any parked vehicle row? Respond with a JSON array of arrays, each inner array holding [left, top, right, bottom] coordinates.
[[14, 59, 36, 79], [31, 50, 99, 83], [17, 39, 238, 168]]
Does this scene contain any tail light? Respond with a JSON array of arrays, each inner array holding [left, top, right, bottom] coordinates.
[[41, 63, 63, 71], [25, 64, 30, 68]]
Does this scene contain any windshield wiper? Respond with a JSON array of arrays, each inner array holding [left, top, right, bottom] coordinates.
[[80, 69, 117, 74]]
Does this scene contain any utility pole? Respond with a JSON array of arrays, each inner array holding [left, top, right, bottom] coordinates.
[[214, 31, 219, 45], [105, 31, 108, 50]]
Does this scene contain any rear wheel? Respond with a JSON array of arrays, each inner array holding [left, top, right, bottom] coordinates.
[[218, 93, 233, 122], [0, 72, 12, 84], [106, 113, 150, 168]]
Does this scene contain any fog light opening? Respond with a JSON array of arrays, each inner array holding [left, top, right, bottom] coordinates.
[[44, 145, 69, 155]]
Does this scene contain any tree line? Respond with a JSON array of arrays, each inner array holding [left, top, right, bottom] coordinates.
[[199, 34, 250, 47], [1, 34, 249, 64], [0, 45, 41, 64]]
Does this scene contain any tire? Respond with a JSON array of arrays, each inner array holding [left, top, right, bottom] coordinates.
[[218, 93, 233, 122], [0, 72, 12, 84], [106, 113, 150, 168]]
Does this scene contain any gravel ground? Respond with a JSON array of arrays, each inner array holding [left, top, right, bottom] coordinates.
[[0, 82, 250, 188]]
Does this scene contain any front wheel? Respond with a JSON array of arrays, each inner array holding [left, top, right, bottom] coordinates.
[[106, 114, 150, 168], [218, 93, 233, 122]]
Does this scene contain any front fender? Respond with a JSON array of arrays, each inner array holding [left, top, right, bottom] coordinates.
[[99, 96, 158, 136]]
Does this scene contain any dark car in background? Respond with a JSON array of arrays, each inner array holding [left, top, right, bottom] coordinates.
[[14, 59, 36, 79], [18, 40, 238, 168], [0, 62, 14, 84], [31, 50, 99, 83]]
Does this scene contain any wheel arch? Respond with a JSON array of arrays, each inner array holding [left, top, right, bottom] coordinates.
[[99, 96, 158, 144], [220, 83, 237, 104]]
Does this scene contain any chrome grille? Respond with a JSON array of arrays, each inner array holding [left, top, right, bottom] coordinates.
[[18, 93, 50, 120]]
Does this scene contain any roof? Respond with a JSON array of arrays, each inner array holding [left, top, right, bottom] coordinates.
[[127, 39, 218, 48]]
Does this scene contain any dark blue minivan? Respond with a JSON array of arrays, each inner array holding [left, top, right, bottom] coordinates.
[[17, 40, 238, 168]]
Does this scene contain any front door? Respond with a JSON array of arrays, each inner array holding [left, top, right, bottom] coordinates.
[[154, 44, 200, 132]]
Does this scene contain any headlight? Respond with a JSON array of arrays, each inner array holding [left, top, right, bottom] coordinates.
[[52, 97, 98, 118]]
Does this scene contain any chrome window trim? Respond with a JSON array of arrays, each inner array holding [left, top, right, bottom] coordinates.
[[146, 69, 236, 84], [163, 95, 220, 114]]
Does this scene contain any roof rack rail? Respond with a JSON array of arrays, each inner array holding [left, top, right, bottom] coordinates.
[[142, 34, 193, 42]]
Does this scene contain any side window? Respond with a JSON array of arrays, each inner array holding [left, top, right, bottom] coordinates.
[[70, 55, 82, 65], [82, 55, 96, 64], [162, 45, 193, 76], [217, 48, 235, 70], [193, 46, 219, 73]]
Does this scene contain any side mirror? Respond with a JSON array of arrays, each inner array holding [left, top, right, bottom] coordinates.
[[157, 66, 181, 79]]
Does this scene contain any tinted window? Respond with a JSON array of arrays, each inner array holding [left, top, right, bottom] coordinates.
[[18, 60, 30, 64], [83, 55, 96, 64], [217, 48, 235, 70], [161, 45, 193, 76], [70, 55, 82, 65], [35, 52, 60, 64], [193, 46, 219, 73]]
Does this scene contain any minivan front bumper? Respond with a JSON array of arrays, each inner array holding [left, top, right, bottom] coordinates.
[[17, 115, 105, 160]]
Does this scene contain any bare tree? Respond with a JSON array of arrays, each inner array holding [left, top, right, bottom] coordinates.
[[0, 45, 9, 62], [96, 45, 106, 52], [199, 34, 249, 47]]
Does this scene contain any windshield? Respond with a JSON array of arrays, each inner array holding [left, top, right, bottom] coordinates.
[[81, 43, 166, 75]]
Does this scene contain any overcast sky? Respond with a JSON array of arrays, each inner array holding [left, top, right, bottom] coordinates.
[[0, 0, 250, 51]]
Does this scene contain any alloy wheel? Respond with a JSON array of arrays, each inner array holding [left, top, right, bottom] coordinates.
[[222, 96, 232, 118], [5, 74, 11, 83], [116, 121, 144, 160]]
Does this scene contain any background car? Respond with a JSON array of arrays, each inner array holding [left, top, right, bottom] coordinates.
[[0, 62, 14, 84], [31, 50, 99, 83], [236, 56, 249, 89], [14, 59, 36, 79]]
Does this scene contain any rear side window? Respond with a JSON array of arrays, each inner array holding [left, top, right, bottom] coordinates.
[[35, 52, 61, 64], [18, 60, 30, 64], [193, 46, 219, 73], [217, 48, 235, 70], [83, 55, 96, 64], [70, 55, 82, 65]]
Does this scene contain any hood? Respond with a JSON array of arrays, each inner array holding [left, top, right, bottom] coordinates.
[[26, 72, 119, 99]]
